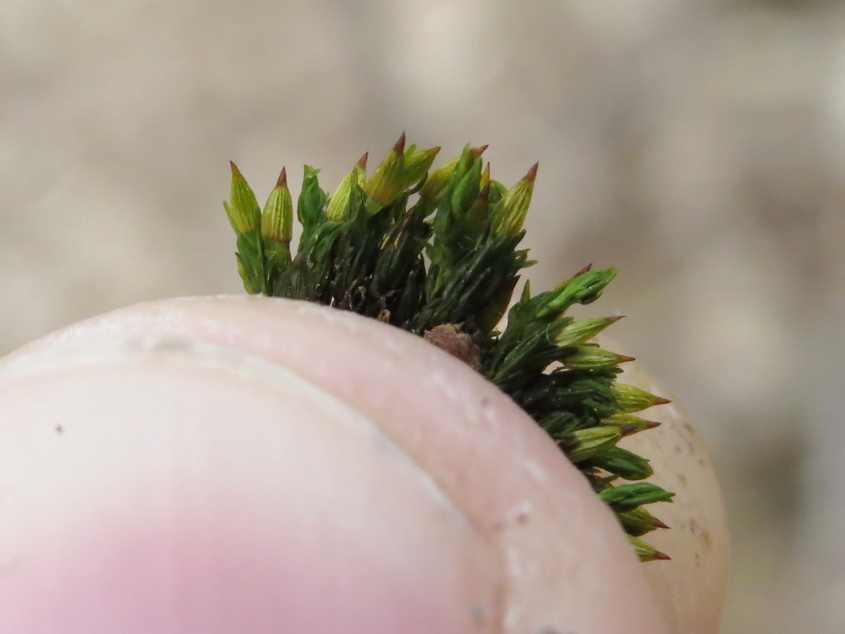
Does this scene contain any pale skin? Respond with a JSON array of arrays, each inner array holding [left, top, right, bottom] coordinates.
[[0, 296, 727, 633]]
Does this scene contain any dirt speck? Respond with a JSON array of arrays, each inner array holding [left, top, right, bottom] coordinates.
[[472, 601, 492, 625], [423, 324, 481, 371], [689, 518, 713, 549]]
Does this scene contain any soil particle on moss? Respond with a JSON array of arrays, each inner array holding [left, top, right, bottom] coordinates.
[[423, 323, 482, 371]]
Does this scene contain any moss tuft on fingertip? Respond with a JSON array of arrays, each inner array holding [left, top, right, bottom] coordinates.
[[223, 136, 674, 558]]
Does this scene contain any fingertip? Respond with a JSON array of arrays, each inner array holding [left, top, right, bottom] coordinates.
[[0, 338, 503, 633], [1, 296, 674, 633]]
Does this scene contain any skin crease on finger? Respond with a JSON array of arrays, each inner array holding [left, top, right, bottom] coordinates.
[[0, 295, 707, 633]]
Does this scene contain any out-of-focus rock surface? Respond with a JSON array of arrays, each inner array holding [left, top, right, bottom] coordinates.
[[2, 1, 842, 631]]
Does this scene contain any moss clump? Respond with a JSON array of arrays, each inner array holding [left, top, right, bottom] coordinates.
[[225, 135, 674, 560]]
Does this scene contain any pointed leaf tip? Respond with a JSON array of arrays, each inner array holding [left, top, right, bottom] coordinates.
[[645, 420, 662, 430], [229, 160, 242, 177], [654, 396, 672, 406], [479, 181, 491, 200], [358, 152, 369, 168], [394, 132, 406, 152], [525, 161, 539, 182], [653, 551, 671, 561], [276, 166, 287, 187]]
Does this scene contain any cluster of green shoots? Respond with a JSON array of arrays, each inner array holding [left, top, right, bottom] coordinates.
[[224, 135, 675, 561]]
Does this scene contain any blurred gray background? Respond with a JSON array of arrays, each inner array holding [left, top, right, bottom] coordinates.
[[2, 0, 843, 631]]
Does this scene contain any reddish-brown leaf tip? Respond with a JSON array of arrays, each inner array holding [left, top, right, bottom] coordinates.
[[479, 182, 491, 200], [469, 145, 489, 160], [525, 161, 539, 182], [393, 132, 406, 153], [276, 166, 287, 188], [357, 152, 369, 169]]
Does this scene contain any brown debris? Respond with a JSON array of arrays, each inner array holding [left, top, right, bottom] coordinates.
[[423, 323, 482, 371]]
